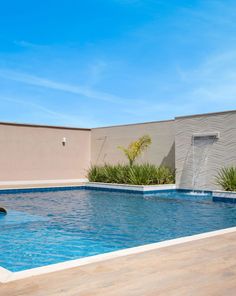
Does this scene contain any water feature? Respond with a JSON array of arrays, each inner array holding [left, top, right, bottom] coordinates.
[[192, 134, 218, 190]]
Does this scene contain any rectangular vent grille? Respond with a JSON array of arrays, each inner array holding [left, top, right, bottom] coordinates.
[[192, 132, 220, 140]]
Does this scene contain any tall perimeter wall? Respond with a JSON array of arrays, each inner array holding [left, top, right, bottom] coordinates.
[[91, 120, 175, 168], [175, 110, 236, 190], [1, 109, 236, 190], [0, 123, 91, 185]]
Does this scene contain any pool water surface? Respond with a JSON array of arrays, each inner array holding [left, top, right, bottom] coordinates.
[[0, 189, 236, 272]]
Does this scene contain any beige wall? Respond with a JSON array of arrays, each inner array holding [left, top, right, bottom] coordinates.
[[91, 120, 175, 168], [2, 109, 236, 188], [175, 111, 236, 190], [0, 123, 91, 182]]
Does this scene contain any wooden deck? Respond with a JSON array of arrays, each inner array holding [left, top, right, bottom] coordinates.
[[1, 231, 236, 296]]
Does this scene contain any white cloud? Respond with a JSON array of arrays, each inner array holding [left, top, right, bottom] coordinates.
[[0, 69, 129, 104], [123, 49, 236, 118], [87, 60, 108, 86], [14, 40, 49, 50], [177, 50, 236, 103], [0, 96, 99, 127]]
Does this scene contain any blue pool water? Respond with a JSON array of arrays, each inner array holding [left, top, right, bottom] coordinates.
[[1, 189, 236, 272]]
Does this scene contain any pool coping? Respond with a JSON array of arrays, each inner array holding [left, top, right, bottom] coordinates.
[[0, 184, 86, 194], [0, 183, 176, 194], [86, 182, 176, 190], [2, 183, 236, 204], [1, 226, 236, 283], [1, 183, 236, 203], [85, 182, 176, 194], [212, 190, 236, 203], [0, 179, 88, 187], [0, 183, 178, 197]]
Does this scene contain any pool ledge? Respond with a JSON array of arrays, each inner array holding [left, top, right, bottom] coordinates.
[[85, 182, 176, 193], [0, 184, 86, 194], [1, 226, 236, 284], [213, 190, 236, 203], [0, 183, 176, 195]]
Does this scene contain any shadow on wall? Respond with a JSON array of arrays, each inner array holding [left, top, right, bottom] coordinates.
[[160, 142, 175, 169]]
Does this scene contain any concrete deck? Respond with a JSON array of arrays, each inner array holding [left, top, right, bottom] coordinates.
[[1, 231, 236, 296]]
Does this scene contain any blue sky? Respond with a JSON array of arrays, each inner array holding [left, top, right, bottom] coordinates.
[[0, 0, 236, 127]]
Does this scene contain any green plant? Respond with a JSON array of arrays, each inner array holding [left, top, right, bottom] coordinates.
[[216, 166, 236, 191], [87, 164, 175, 185], [87, 164, 130, 184], [155, 166, 175, 185], [127, 164, 156, 185], [118, 135, 152, 166]]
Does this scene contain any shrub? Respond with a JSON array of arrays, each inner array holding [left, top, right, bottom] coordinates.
[[87, 164, 130, 184], [155, 166, 175, 185], [87, 164, 175, 185], [128, 164, 156, 185], [216, 166, 236, 191]]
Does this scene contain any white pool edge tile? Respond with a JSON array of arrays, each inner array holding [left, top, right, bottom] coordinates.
[[0, 178, 88, 186], [213, 190, 236, 199], [0, 183, 176, 193], [86, 183, 176, 191], [0, 184, 86, 192], [0, 267, 12, 282], [1, 226, 236, 283]]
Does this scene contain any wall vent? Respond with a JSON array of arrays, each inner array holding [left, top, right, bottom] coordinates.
[[192, 132, 220, 140]]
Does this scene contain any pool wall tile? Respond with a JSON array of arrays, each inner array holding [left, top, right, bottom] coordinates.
[[213, 191, 236, 203], [0, 186, 86, 195], [1, 184, 236, 204]]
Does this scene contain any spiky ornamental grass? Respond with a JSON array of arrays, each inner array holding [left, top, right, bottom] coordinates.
[[87, 164, 175, 185], [216, 166, 236, 191]]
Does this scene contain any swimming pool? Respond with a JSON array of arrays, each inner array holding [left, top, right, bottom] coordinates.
[[1, 188, 236, 272]]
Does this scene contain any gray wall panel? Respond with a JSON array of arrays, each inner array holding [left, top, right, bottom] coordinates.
[[175, 112, 236, 190]]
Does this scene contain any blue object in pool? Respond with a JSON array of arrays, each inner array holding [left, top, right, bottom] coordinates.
[[0, 189, 236, 272]]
